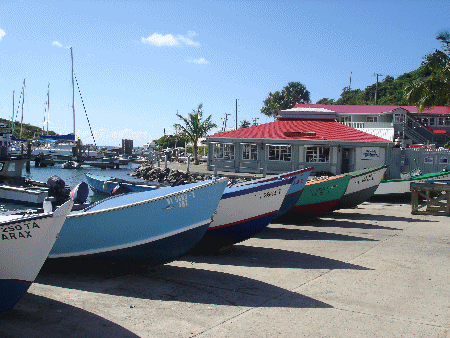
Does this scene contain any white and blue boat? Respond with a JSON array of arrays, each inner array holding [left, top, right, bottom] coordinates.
[[193, 176, 293, 251], [85, 172, 159, 194], [231, 168, 314, 218], [48, 178, 228, 266], [0, 199, 73, 313]]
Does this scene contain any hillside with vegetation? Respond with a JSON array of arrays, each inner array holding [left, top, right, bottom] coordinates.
[[0, 118, 57, 140], [316, 70, 427, 106]]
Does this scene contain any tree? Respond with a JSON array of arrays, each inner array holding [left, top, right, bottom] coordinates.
[[316, 98, 335, 104], [174, 103, 217, 165], [405, 30, 450, 112], [239, 119, 251, 128], [260, 82, 310, 118], [154, 134, 188, 150]]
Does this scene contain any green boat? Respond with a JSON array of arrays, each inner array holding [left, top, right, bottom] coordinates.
[[280, 174, 351, 221]]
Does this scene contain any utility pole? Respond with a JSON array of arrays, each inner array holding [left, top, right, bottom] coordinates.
[[224, 113, 230, 131], [235, 99, 238, 130], [252, 117, 259, 126], [373, 73, 383, 105], [349, 72, 352, 90]]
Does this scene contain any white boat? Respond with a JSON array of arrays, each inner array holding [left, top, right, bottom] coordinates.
[[374, 165, 450, 195], [193, 177, 293, 251], [0, 199, 74, 313]]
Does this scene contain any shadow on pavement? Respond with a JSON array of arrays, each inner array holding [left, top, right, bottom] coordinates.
[[0, 293, 139, 338], [257, 226, 380, 240], [184, 245, 373, 270], [38, 263, 332, 310], [324, 211, 435, 224]]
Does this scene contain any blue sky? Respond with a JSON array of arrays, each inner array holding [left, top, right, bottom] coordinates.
[[0, 0, 448, 147]]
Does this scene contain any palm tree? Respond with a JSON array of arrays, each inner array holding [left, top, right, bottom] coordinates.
[[405, 30, 450, 112], [174, 104, 217, 165]]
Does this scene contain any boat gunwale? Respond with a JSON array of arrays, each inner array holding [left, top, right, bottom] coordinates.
[[0, 212, 54, 227], [72, 177, 228, 217]]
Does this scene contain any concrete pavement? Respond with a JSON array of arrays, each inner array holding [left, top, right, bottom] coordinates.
[[1, 199, 449, 337]]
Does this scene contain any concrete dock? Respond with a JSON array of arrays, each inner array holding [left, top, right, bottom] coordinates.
[[1, 198, 449, 337]]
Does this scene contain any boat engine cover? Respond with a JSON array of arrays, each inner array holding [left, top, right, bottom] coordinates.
[[70, 182, 90, 204], [111, 183, 133, 196]]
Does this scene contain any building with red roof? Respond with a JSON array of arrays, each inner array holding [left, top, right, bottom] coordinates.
[[291, 104, 450, 147], [207, 108, 392, 176]]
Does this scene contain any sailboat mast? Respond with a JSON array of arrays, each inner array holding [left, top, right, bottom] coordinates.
[[71, 47, 75, 137], [11, 90, 14, 128], [20, 79, 25, 139], [47, 82, 50, 134]]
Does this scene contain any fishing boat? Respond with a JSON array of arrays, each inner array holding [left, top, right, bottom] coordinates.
[[279, 174, 352, 222], [48, 178, 228, 266], [333, 165, 387, 210], [229, 167, 314, 217], [84, 172, 159, 194], [192, 176, 293, 251], [0, 199, 73, 313], [374, 164, 450, 196], [0, 130, 50, 206]]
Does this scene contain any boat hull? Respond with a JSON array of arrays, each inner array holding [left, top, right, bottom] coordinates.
[[334, 166, 387, 210], [374, 171, 450, 195], [0, 184, 48, 206], [194, 178, 292, 251], [49, 179, 228, 265], [230, 168, 313, 218], [85, 173, 158, 194], [0, 200, 73, 313], [280, 174, 351, 222]]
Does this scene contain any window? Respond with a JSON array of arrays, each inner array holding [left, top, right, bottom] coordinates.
[[242, 144, 258, 160], [341, 116, 351, 122], [445, 117, 450, 126], [213, 143, 234, 159], [438, 117, 445, 126], [305, 146, 330, 163], [268, 145, 291, 161], [366, 116, 378, 123], [429, 117, 435, 126], [394, 114, 404, 123]]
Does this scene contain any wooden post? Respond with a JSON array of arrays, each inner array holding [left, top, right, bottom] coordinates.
[[26, 141, 31, 172]]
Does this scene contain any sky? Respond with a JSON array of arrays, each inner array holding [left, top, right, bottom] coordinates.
[[0, 0, 448, 147]]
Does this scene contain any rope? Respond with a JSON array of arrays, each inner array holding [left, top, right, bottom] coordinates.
[[73, 73, 97, 147]]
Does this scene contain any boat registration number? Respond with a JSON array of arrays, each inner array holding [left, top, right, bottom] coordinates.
[[1, 222, 40, 240], [165, 191, 195, 209]]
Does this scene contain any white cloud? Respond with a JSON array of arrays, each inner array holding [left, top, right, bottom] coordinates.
[[187, 31, 197, 38], [141, 32, 200, 47], [187, 58, 209, 64], [52, 41, 63, 48], [0, 29, 5, 41]]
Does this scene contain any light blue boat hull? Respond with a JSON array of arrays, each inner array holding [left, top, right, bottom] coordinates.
[[49, 178, 228, 266], [85, 172, 158, 194]]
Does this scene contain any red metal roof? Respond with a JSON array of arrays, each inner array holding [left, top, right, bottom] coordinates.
[[209, 120, 390, 143], [292, 104, 450, 115]]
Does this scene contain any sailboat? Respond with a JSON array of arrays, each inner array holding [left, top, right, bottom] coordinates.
[[32, 48, 98, 159]]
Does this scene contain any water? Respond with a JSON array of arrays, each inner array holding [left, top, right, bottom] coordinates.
[[1, 162, 145, 211]]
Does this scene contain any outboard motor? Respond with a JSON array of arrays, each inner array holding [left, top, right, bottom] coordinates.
[[47, 175, 70, 205], [70, 182, 90, 204], [111, 183, 133, 196]]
